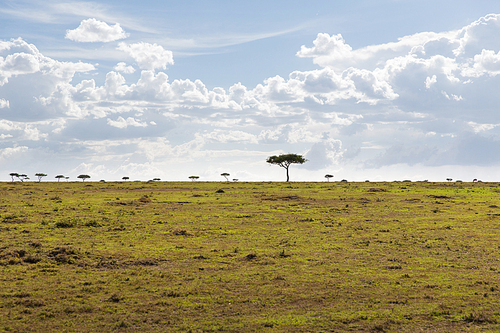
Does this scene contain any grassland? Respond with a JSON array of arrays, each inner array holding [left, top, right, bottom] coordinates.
[[0, 180, 499, 332]]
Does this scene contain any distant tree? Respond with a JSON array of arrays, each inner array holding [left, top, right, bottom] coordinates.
[[65, 177, 70, 181], [473, 178, 478, 183], [446, 178, 452, 182], [122, 176, 129, 181], [266, 153, 306, 182], [189, 176, 199, 181], [153, 178, 161, 181], [221, 173, 230, 181], [35, 173, 47, 182], [9, 173, 19, 182], [325, 174, 334, 182], [233, 179, 239, 182], [18, 174, 29, 182], [55, 175, 65, 182], [77, 174, 91, 182]]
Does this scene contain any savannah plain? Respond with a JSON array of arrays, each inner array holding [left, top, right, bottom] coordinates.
[[0, 180, 499, 332]]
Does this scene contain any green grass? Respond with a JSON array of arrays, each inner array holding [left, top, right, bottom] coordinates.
[[1, 181, 500, 332]]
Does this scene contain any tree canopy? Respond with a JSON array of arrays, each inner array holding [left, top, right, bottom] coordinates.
[[221, 173, 230, 181], [266, 154, 306, 182], [35, 173, 47, 182], [77, 174, 91, 182]]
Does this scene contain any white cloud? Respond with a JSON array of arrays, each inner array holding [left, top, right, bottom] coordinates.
[[0, 98, 9, 108], [297, 33, 354, 66], [470, 49, 500, 76], [107, 117, 148, 129], [65, 18, 129, 43], [118, 42, 174, 71], [425, 75, 437, 89], [5, 14, 500, 180], [467, 121, 498, 133], [202, 130, 258, 144], [0, 146, 28, 160], [304, 136, 344, 170], [114, 62, 135, 74]]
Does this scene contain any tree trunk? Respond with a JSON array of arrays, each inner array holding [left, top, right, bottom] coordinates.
[[286, 167, 290, 182]]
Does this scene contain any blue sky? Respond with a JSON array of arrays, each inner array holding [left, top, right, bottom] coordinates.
[[2, 0, 500, 181]]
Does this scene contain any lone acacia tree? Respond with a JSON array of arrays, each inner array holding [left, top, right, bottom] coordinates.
[[221, 173, 230, 181], [189, 176, 199, 181], [55, 175, 65, 182], [325, 174, 334, 182], [266, 153, 306, 182], [35, 173, 47, 182], [77, 174, 91, 182]]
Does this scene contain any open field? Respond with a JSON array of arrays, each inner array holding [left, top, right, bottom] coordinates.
[[1, 181, 500, 332]]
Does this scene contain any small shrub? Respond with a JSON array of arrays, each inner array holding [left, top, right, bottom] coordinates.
[[244, 253, 257, 260], [23, 255, 42, 264], [172, 228, 189, 236], [84, 220, 101, 227], [108, 293, 122, 303], [28, 241, 42, 248], [55, 219, 76, 228], [463, 312, 497, 324], [138, 195, 152, 203]]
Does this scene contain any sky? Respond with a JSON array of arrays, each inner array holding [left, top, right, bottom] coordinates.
[[2, 0, 500, 182]]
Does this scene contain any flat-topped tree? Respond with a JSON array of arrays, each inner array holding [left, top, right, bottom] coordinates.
[[77, 174, 91, 182], [18, 174, 29, 182], [9, 173, 19, 182], [266, 153, 306, 182], [325, 174, 334, 182], [189, 176, 199, 181], [35, 173, 47, 182], [55, 175, 65, 182], [221, 173, 230, 181], [122, 177, 129, 181]]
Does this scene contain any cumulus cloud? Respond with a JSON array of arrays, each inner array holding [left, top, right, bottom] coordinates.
[[118, 42, 174, 71], [65, 18, 129, 42], [107, 117, 148, 129], [0, 98, 9, 108], [303, 134, 344, 170], [202, 130, 258, 144], [5, 14, 500, 180], [114, 62, 135, 74], [0, 146, 29, 160]]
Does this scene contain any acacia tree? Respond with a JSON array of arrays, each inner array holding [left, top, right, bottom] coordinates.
[[266, 154, 307, 182], [221, 173, 230, 181], [189, 176, 199, 181], [122, 176, 129, 181], [55, 175, 65, 182], [18, 174, 29, 182], [77, 174, 91, 182], [325, 174, 334, 182], [9, 173, 19, 182], [35, 173, 47, 182]]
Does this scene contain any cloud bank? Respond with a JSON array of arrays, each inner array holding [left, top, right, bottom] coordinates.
[[2, 14, 500, 181]]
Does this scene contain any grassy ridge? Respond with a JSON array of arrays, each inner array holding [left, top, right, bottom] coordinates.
[[0, 181, 499, 332]]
